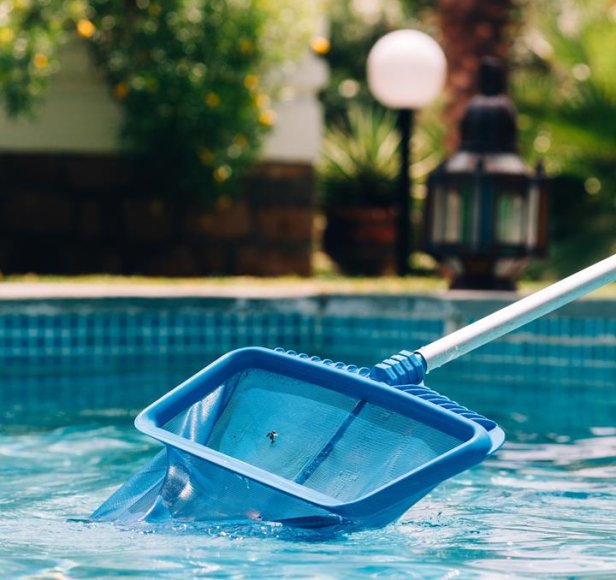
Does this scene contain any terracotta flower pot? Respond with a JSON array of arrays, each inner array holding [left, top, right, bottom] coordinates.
[[323, 205, 397, 276]]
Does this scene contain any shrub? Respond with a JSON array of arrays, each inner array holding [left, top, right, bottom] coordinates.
[[512, 0, 616, 276], [0, 0, 318, 201]]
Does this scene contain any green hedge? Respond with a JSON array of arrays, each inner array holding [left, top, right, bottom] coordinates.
[[0, 0, 318, 201]]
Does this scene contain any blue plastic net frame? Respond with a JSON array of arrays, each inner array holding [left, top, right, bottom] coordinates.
[[134, 347, 493, 525]]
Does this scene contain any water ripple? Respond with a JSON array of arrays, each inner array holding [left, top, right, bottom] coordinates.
[[1, 420, 615, 578]]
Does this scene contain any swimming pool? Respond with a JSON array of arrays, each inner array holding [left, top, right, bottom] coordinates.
[[1, 295, 615, 577]]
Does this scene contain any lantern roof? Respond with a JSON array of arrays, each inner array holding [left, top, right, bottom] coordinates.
[[459, 57, 518, 154]]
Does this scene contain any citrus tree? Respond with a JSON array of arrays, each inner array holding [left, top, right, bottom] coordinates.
[[0, 0, 319, 200]]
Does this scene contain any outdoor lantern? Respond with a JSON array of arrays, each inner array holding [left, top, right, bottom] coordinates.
[[423, 57, 549, 290], [367, 30, 447, 275]]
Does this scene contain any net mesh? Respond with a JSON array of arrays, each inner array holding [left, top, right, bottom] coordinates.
[[164, 368, 463, 502], [92, 365, 469, 525]]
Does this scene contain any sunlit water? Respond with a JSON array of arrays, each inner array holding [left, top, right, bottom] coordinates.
[[1, 374, 615, 578]]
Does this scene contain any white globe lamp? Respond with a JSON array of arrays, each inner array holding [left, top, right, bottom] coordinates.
[[366, 30, 446, 275], [367, 30, 446, 110]]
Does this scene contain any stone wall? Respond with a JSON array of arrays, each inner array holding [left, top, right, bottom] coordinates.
[[0, 153, 314, 276]]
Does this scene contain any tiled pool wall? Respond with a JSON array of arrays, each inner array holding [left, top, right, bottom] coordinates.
[[1, 294, 614, 413]]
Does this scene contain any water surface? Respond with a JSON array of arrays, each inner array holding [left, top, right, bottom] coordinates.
[[1, 374, 615, 578]]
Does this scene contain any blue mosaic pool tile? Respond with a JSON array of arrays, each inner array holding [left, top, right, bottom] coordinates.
[[0, 296, 614, 392]]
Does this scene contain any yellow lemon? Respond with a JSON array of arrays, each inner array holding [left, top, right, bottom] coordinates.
[[33, 53, 49, 70], [205, 92, 220, 108], [77, 19, 96, 39], [310, 36, 330, 55]]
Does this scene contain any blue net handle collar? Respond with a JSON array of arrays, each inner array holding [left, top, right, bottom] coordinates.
[[370, 350, 426, 386]]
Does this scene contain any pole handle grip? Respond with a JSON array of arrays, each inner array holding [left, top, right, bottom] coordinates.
[[418, 254, 616, 373], [371, 254, 616, 385]]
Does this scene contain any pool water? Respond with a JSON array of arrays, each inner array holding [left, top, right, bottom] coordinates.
[[1, 369, 615, 578]]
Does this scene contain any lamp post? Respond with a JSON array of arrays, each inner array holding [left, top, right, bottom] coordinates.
[[367, 30, 446, 275], [423, 58, 549, 290]]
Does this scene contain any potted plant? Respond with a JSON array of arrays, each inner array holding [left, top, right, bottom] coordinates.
[[318, 104, 400, 275]]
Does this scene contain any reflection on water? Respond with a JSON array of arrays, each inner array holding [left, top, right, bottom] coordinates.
[[1, 373, 615, 578]]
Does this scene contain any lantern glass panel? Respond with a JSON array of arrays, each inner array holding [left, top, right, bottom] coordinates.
[[496, 192, 525, 245], [430, 181, 462, 245], [493, 176, 530, 250], [458, 178, 475, 247], [444, 185, 463, 243], [430, 183, 444, 243], [525, 177, 541, 250]]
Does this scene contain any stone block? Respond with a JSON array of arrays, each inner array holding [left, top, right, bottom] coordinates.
[[123, 198, 172, 242], [256, 207, 313, 242], [140, 246, 200, 277], [79, 200, 103, 237], [244, 162, 315, 205], [0, 153, 66, 188], [3, 191, 72, 233], [187, 201, 252, 240], [193, 244, 231, 274], [66, 154, 135, 192], [0, 154, 315, 276], [99, 251, 124, 274], [235, 244, 311, 276]]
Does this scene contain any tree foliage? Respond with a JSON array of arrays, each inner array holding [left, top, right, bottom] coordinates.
[[512, 0, 616, 275], [0, 0, 318, 200]]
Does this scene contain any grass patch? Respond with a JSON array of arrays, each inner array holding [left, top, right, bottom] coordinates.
[[1, 272, 614, 297]]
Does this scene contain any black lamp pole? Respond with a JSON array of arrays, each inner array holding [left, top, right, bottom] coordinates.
[[396, 108, 413, 276]]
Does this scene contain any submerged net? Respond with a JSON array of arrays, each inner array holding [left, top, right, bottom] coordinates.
[[92, 366, 465, 526]]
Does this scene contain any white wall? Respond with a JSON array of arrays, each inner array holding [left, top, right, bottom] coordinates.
[[262, 52, 328, 163], [0, 42, 123, 153], [0, 41, 327, 163]]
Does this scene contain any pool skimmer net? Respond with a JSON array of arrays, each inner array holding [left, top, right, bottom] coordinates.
[[91, 255, 616, 530]]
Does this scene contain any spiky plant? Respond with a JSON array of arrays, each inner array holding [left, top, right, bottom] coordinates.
[[319, 103, 445, 207], [512, 0, 616, 276], [319, 104, 400, 207]]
